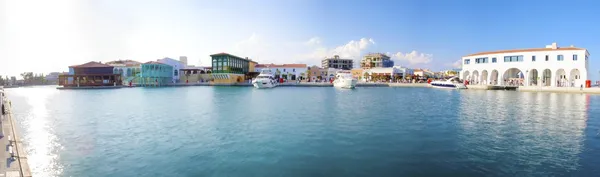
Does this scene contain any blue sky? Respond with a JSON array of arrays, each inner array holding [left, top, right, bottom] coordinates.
[[2, 0, 600, 79]]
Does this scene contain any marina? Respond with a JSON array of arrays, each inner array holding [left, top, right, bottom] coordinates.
[[4, 86, 600, 177]]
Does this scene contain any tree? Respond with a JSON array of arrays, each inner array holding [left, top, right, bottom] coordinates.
[[363, 72, 370, 81]]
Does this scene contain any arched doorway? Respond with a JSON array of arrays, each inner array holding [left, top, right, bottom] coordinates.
[[502, 68, 524, 86], [569, 69, 581, 87], [291, 75, 297, 80], [463, 71, 470, 81], [481, 70, 488, 85], [555, 69, 566, 87], [490, 70, 499, 85], [542, 69, 551, 86], [472, 70, 479, 85], [529, 69, 538, 86]]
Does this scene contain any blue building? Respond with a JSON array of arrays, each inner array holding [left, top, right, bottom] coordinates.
[[138, 61, 174, 87]]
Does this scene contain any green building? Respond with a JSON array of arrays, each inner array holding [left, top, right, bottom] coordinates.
[[210, 53, 256, 74], [138, 61, 174, 86]]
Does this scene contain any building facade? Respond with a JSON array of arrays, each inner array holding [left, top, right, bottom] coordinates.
[[138, 61, 174, 86], [210, 53, 257, 84], [363, 67, 410, 82], [461, 43, 589, 87], [413, 69, 434, 78], [59, 61, 122, 87], [255, 64, 307, 80], [360, 53, 394, 69], [321, 55, 354, 70], [106, 60, 142, 84], [157, 57, 185, 83]]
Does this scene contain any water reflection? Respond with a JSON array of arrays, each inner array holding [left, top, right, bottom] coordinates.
[[7, 87, 63, 177], [458, 91, 588, 175]]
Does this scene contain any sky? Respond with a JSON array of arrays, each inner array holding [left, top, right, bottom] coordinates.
[[2, 0, 600, 79]]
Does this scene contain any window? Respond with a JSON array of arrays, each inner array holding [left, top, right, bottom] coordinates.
[[573, 55, 578, 61], [174, 70, 178, 76], [492, 57, 497, 63], [475, 57, 488, 64], [545, 55, 549, 61], [503, 55, 524, 62], [532, 56, 536, 62], [557, 55, 564, 61], [586, 55, 588, 60], [283, 69, 286, 72], [293, 69, 296, 72], [464, 59, 470, 64]]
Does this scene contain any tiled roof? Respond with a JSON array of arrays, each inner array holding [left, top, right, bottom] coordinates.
[[255, 64, 307, 68], [465, 47, 586, 57], [69, 61, 112, 68]]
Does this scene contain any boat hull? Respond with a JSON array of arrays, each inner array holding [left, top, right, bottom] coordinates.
[[430, 82, 467, 89], [333, 79, 357, 89], [252, 80, 277, 89]]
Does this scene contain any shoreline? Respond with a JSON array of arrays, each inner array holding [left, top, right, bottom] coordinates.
[[2, 98, 32, 177], [50, 82, 600, 94]]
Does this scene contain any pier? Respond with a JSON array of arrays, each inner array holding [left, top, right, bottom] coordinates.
[[1, 98, 31, 177]]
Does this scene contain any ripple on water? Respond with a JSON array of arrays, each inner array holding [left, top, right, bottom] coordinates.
[[4, 86, 600, 177]]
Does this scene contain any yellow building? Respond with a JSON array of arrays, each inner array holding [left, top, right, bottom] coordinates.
[[351, 68, 364, 79], [209, 53, 257, 84]]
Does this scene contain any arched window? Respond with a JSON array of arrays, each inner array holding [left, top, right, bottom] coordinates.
[[174, 70, 178, 76]]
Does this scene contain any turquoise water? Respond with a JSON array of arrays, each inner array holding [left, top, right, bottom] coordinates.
[[5, 86, 600, 177]]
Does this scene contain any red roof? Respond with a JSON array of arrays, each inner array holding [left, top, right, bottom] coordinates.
[[255, 64, 307, 68], [69, 61, 113, 68]]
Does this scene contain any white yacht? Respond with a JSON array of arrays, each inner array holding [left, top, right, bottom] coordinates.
[[429, 76, 467, 89], [333, 71, 358, 89], [252, 69, 278, 89]]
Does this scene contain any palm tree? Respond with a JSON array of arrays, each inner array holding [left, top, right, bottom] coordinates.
[[363, 72, 370, 81], [300, 72, 306, 80]]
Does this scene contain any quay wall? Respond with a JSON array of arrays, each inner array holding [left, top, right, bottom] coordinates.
[[2, 98, 32, 177]]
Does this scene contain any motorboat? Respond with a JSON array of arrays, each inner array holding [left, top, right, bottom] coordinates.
[[252, 69, 278, 89], [333, 70, 358, 89], [429, 76, 467, 89]]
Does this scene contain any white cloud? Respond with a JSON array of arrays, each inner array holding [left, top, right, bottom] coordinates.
[[452, 59, 462, 68], [390, 50, 433, 66], [303, 37, 375, 65], [231, 34, 375, 66]]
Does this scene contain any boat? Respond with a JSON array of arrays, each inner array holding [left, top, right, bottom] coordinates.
[[333, 70, 358, 89], [429, 76, 467, 89], [252, 68, 278, 89]]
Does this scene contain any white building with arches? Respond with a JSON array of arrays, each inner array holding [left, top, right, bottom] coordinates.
[[461, 43, 589, 87]]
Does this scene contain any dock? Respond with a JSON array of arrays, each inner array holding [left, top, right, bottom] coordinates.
[[1, 98, 31, 177], [466, 85, 519, 90]]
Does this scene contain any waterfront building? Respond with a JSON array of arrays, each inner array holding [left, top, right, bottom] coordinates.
[[441, 69, 459, 77], [351, 68, 364, 80], [413, 69, 434, 78], [255, 64, 307, 80], [393, 66, 414, 79], [58, 61, 122, 87], [363, 67, 409, 82], [461, 43, 589, 87], [138, 61, 173, 86], [179, 66, 212, 83], [106, 60, 142, 84], [307, 66, 322, 81], [210, 53, 258, 84], [360, 53, 394, 69], [320, 68, 341, 81], [157, 57, 185, 83], [321, 55, 354, 70]]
